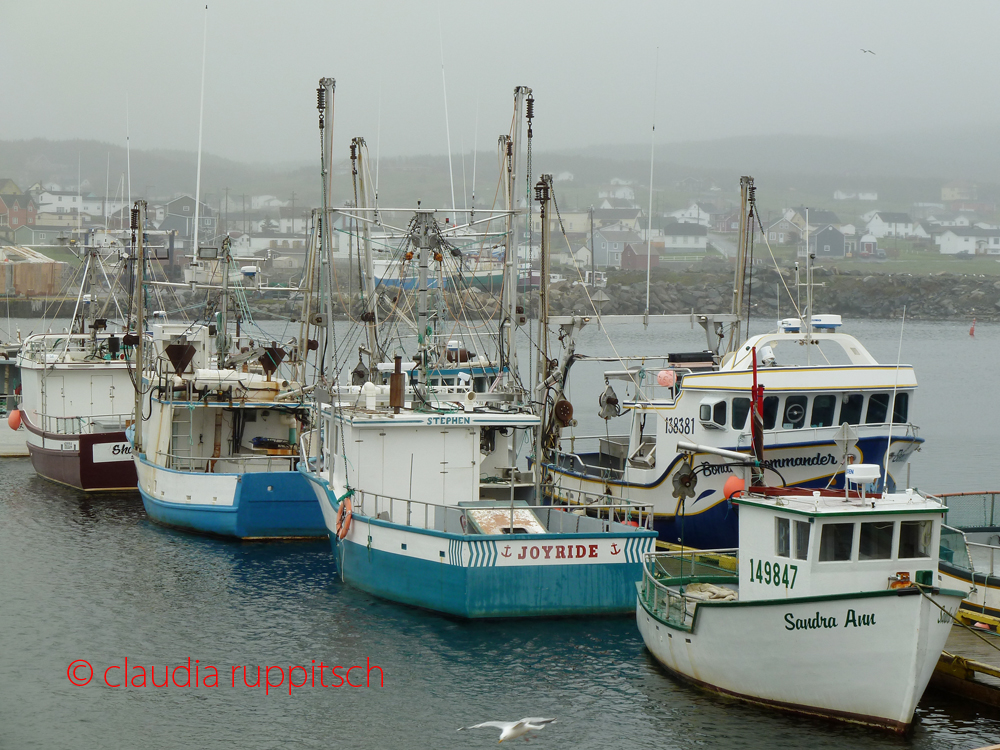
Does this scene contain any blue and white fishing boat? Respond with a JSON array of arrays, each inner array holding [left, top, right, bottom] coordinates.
[[301, 88, 656, 616], [637, 461, 966, 733], [129, 205, 325, 539], [546, 178, 923, 549]]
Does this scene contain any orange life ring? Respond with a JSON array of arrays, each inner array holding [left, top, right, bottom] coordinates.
[[335, 497, 353, 540]]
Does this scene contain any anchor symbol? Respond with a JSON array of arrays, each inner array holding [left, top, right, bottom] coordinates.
[[610, 543, 621, 555], [501, 545, 512, 558]]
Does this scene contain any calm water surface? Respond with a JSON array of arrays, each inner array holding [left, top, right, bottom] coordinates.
[[1, 318, 999, 749]]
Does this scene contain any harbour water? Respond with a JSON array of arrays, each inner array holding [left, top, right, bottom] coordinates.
[[2, 318, 999, 748]]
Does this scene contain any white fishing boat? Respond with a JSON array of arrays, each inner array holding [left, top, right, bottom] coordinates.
[[17, 248, 138, 490], [546, 179, 922, 549], [636, 462, 966, 733]]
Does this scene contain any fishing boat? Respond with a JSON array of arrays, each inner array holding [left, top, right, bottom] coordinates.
[[936, 490, 1000, 629], [545, 179, 922, 549], [636, 461, 966, 733], [300, 86, 656, 616], [17, 247, 139, 490], [130, 204, 325, 539]]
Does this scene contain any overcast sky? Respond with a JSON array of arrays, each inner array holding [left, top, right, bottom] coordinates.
[[3, 1, 1000, 164]]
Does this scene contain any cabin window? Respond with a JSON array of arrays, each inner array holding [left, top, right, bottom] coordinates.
[[898, 520, 932, 558], [839, 394, 864, 425], [892, 393, 909, 423], [866, 393, 890, 424], [776, 517, 790, 557], [699, 399, 726, 429], [762, 396, 779, 430], [794, 521, 810, 560], [782, 395, 808, 429], [819, 522, 854, 562], [811, 395, 837, 427], [731, 397, 751, 430], [859, 521, 894, 560]]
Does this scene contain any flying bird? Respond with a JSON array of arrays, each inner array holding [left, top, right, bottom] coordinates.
[[458, 717, 557, 742], [861, 48, 876, 54]]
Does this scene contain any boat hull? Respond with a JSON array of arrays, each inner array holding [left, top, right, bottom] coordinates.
[[22, 412, 135, 491], [137, 454, 326, 539], [636, 586, 962, 732], [303, 467, 656, 618]]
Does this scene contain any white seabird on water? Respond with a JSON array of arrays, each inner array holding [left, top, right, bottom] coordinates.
[[457, 717, 556, 742]]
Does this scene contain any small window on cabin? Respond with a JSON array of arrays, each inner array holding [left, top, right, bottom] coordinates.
[[794, 520, 810, 560], [731, 397, 751, 430], [859, 521, 894, 560], [839, 394, 864, 425], [898, 520, 932, 558], [782, 395, 808, 429], [776, 517, 790, 557], [762, 396, 779, 430], [811, 395, 837, 427], [713, 401, 726, 427], [892, 393, 908, 423], [866, 393, 890, 424], [819, 522, 854, 562]]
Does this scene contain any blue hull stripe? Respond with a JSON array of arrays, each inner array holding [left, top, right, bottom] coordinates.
[[332, 537, 644, 618], [140, 464, 326, 539]]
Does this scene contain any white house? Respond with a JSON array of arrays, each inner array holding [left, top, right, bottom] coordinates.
[[936, 227, 1000, 255], [660, 222, 708, 252], [667, 202, 713, 227], [598, 179, 635, 202], [865, 212, 917, 238]]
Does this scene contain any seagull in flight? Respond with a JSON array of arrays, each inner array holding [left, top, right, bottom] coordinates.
[[458, 717, 556, 742], [861, 48, 876, 54]]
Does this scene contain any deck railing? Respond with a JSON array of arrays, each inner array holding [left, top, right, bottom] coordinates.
[[349, 488, 654, 536], [40, 411, 132, 436], [157, 450, 296, 473], [937, 491, 1000, 531], [639, 549, 739, 630]]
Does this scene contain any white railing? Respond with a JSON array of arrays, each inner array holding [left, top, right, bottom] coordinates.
[[349, 488, 654, 536], [157, 450, 297, 473], [639, 548, 739, 629], [41, 411, 132, 436]]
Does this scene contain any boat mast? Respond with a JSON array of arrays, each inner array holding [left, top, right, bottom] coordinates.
[[729, 176, 753, 351], [133, 201, 146, 456], [191, 4, 209, 263], [218, 236, 231, 365], [318, 77, 336, 382], [503, 87, 530, 388], [411, 209, 437, 389], [533, 175, 552, 502], [354, 137, 379, 372], [805, 207, 812, 365]]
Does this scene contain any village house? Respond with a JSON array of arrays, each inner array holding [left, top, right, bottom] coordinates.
[[592, 208, 642, 232], [593, 228, 643, 268], [598, 180, 636, 202], [160, 195, 218, 250], [277, 207, 311, 235], [865, 212, 917, 238], [761, 217, 800, 245], [786, 207, 841, 232], [801, 225, 846, 259], [0, 190, 38, 242], [660, 222, 708, 253], [666, 202, 717, 227], [621, 243, 659, 270], [935, 226, 1000, 255]]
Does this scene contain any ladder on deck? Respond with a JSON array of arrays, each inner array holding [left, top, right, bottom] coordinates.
[[170, 407, 194, 470]]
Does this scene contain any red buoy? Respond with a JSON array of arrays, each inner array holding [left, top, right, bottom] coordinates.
[[7, 409, 21, 431], [723, 476, 744, 500]]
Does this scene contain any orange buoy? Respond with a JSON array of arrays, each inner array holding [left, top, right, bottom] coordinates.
[[7, 408, 20, 431], [723, 476, 744, 500], [335, 496, 353, 540]]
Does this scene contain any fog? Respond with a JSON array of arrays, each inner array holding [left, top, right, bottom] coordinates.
[[3, 1, 1000, 164]]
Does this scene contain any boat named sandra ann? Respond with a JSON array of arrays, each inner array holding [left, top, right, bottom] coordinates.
[[636, 463, 966, 733]]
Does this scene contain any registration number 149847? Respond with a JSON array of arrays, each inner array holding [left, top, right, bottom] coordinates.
[[748, 558, 798, 589]]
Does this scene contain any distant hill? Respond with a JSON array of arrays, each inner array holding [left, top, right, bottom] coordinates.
[[2, 127, 999, 217]]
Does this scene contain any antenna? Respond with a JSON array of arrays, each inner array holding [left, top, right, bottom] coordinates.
[[471, 95, 479, 221], [437, 6, 458, 226], [192, 4, 209, 254], [125, 95, 132, 208], [644, 46, 660, 328], [375, 79, 381, 216]]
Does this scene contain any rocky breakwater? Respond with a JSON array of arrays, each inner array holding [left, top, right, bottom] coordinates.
[[542, 264, 1000, 321]]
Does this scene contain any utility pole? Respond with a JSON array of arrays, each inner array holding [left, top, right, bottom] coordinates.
[[589, 205, 595, 285]]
